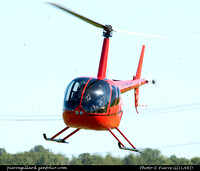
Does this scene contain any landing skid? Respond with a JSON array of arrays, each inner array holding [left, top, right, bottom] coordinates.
[[118, 143, 140, 152], [43, 126, 80, 143], [107, 127, 141, 153], [43, 133, 68, 143], [44, 126, 140, 152]]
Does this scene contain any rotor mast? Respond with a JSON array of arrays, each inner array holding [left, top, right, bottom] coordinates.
[[97, 25, 112, 79]]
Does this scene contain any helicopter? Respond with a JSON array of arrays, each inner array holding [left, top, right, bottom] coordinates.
[[43, 3, 167, 152]]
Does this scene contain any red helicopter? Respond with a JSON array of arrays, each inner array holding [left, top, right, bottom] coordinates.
[[43, 3, 165, 152]]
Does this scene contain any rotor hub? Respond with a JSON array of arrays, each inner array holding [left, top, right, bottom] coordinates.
[[103, 25, 113, 38]]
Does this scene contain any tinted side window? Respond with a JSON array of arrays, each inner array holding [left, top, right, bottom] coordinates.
[[116, 87, 120, 105], [110, 85, 120, 107], [110, 86, 117, 107]]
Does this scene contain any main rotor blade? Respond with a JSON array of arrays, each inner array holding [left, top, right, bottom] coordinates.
[[114, 29, 171, 40], [47, 3, 170, 39], [47, 3, 105, 29]]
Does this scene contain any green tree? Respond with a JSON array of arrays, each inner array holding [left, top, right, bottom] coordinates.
[[0, 148, 7, 164], [140, 148, 168, 165], [30, 145, 50, 153], [0, 145, 199, 165], [170, 155, 179, 164], [28, 145, 69, 165], [77, 153, 104, 165], [91, 154, 104, 165], [0, 153, 14, 165], [179, 157, 191, 165], [70, 156, 82, 165], [78, 153, 93, 165], [103, 154, 123, 165], [191, 157, 200, 165], [14, 153, 32, 165], [0, 148, 6, 155], [169, 155, 191, 165], [123, 153, 138, 165]]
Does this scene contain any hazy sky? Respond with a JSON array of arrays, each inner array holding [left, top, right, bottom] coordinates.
[[1, 0, 200, 159]]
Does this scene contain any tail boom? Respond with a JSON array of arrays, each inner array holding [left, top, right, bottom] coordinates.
[[116, 79, 146, 94]]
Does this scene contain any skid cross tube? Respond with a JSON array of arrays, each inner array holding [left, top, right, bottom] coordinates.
[[43, 126, 80, 143], [115, 127, 136, 149], [107, 127, 140, 152], [51, 126, 70, 139], [63, 128, 80, 141], [107, 128, 125, 147]]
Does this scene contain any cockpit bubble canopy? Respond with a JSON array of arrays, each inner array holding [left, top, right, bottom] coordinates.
[[64, 77, 89, 111], [63, 77, 111, 113]]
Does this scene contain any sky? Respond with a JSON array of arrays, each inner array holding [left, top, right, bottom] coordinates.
[[0, 0, 200, 159]]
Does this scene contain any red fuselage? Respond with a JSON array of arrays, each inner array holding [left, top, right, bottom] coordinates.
[[62, 77, 146, 130]]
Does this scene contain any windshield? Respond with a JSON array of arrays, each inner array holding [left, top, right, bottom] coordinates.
[[81, 79, 111, 113], [63, 77, 90, 111]]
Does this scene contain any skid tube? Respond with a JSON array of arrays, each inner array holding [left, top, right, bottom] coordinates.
[[43, 126, 80, 143], [107, 127, 141, 153]]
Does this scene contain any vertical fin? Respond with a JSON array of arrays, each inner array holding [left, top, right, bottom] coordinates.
[[134, 45, 145, 113], [136, 45, 145, 79]]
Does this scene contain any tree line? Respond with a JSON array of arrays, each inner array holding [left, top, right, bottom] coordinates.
[[0, 145, 200, 165]]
